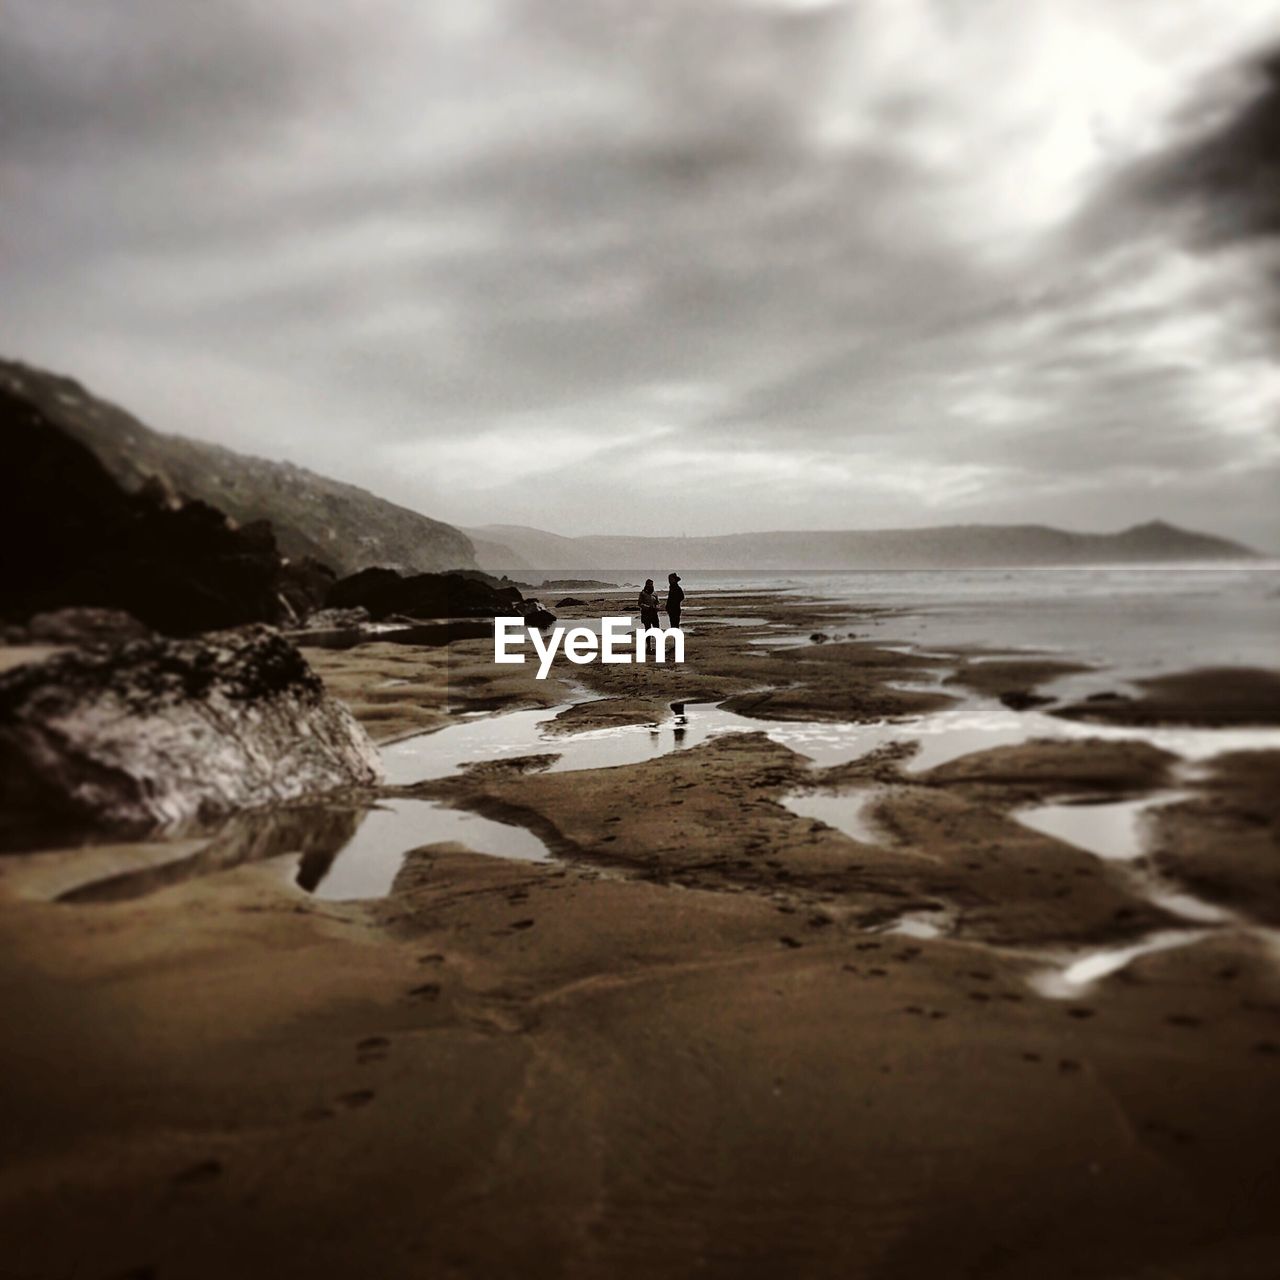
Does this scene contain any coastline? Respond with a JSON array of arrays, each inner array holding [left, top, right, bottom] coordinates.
[[2, 590, 1279, 1278]]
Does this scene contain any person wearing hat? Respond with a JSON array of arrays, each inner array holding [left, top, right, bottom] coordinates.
[[664, 572, 685, 627]]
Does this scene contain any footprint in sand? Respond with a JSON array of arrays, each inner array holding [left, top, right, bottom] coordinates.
[[779, 936, 803, 949], [1058, 1058, 1082, 1074], [1067, 1007, 1095, 1020], [337, 1089, 375, 1109], [1165, 1014, 1203, 1028], [418, 953, 445, 966], [510, 918, 535, 930], [407, 982, 442, 1001], [171, 1159, 222, 1186], [357, 1035, 390, 1063]]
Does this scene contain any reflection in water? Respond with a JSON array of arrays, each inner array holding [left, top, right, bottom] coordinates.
[[303, 798, 550, 900], [60, 806, 366, 904], [672, 701, 687, 745], [58, 798, 553, 904]]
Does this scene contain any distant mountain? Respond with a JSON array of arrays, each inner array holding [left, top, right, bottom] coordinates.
[[466, 520, 1259, 571], [464, 524, 580, 571], [0, 359, 476, 576]]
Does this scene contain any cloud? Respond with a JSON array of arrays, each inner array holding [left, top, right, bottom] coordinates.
[[2, 0, 1278, 546]]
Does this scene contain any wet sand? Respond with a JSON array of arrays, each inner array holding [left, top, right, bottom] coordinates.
[[2, 594, 1279, 1278]]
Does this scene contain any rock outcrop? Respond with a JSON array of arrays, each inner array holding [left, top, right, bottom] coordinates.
[[326, 568, 524, 620], [0, 627, 382, 837], [2, 388, 330, 634]]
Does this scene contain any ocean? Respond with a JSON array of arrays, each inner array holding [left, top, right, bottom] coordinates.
[[545, 565, 1280, 686]]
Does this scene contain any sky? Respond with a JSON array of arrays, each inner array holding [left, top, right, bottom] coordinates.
[[4, 1, 1280, 548]]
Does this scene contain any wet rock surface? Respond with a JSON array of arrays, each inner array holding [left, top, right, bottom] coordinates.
[[0, 626, 381, 837], [1054, 666, 1280, 727]]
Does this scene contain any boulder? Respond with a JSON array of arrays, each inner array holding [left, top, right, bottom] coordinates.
[[555, 597, 586, 608], [326, 567, 523, 620], [520, 601, 557, 629], [278, 555, 338, 622], [0, 626, 382, 836]]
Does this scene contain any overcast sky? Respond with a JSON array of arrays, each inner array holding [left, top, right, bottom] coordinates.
[[4, 1, 1279, 547]]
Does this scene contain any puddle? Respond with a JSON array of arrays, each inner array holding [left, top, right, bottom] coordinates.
[[1015, 793, 1181, 862], [1013, 789, 1249, 996], [1028, 929, 1209, 999], [885, 911, 950, 940], [297, 798, 551, 900], [57, 797, 552, 904], [781, 789, 883, 845]]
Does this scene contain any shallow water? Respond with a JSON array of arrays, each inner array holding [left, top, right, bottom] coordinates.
[[302, 797, 551, 900], [1015, 793, 1181, 862], [1027, 930, 1210, 999], [1013, 789, 1252, 996], [781, 789, 883, 845]]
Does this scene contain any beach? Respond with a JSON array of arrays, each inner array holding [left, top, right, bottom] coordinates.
[[2, 583, 1279, 1278]]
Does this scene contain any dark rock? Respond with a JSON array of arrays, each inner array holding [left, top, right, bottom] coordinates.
[[556, 597, 586, 608], [301, 606, 372, 631], [278, 555, 337, 622], [519, 601, 557, 629], [998, 691, 1053, 711], [23, 608, 153, 645], [0, 626, 381, 836], [809, 632, 829, 644], [326, 567, 523, 620], [2, 387, 325, 635]]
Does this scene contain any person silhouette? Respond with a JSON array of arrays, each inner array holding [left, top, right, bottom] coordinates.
[[665, 572, 685, 627], [637, 578, 661, 661], [638, 579, 661, 630]]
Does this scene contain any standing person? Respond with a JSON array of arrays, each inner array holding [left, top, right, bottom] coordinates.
[[637, 579, 661, 630], [665, 572, 685, 627]]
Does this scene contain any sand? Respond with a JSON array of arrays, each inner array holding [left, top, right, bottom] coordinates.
[[1, 595, 1279, 1279]]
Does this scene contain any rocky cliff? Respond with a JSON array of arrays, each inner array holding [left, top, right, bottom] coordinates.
[[0, 359, 476, 575]]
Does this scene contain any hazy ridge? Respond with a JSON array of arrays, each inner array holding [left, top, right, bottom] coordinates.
[[468, 520, 1259, 572]]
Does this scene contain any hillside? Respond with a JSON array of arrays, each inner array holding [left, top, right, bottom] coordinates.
[[0, 359, 476, 576], [466, 520, 1259, 571]]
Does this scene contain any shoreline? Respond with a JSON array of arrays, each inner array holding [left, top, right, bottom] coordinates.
[[2, 591, 1279, 1277]]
